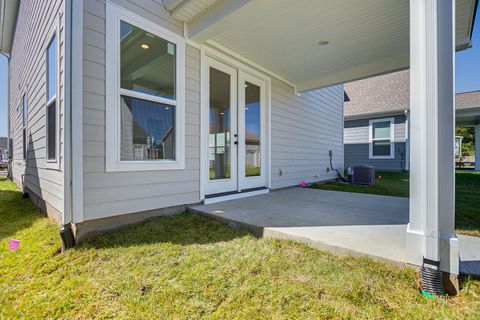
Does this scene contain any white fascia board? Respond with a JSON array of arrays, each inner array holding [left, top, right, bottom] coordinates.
[[345, 111, 406, 121]]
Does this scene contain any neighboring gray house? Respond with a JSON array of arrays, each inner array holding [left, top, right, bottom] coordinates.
[[0, 137, 7, 166], [344, 70, 480, 171]]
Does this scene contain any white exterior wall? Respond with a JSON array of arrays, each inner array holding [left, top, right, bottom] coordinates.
[[270, 80, 344, 188], [80, 0, 344, 222], [9, 0, 65, 222]]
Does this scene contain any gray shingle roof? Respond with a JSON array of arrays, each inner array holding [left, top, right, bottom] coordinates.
[[344, 70, 480, 118]]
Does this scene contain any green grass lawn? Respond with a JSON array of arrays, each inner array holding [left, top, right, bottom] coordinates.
[[311, 171, 480, 237], [1, 177, 480, 319]]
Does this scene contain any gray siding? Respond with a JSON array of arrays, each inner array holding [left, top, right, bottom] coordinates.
[[271, 81, 344, 189], [82, 0, 200, 221], [344, 115, 408, 170], [9, 0, 65, 218]]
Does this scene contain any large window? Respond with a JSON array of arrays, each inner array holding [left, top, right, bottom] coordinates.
[[46, 34, 58, 162], [106, 4, 185, 171], [369, 118, 394, 159]]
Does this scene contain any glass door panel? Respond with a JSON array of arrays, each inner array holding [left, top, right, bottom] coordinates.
[[238, 71, 266, 191], [204, 57, 238, 195], [209, 68, 232, 180], [244, 82, 261, 177]]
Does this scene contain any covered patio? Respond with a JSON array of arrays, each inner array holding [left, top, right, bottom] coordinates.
[[189, 188, 480, 276], [167, 0, 478, 294]]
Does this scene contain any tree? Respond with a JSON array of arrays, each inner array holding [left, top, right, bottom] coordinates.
[[456, 127, 475, 156]]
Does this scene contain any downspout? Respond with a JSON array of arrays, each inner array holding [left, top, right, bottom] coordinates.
[[60, 0, 75, 250], [404, 109, 410, 171], [2, 52, 11, 179]]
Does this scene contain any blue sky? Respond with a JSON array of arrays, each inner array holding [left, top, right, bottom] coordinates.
[[0, 8, 479, 137]]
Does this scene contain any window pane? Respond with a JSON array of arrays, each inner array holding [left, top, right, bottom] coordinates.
[[120, 21, 176, 100], [120, 95, 175, 161], [209, 67, 231, 180], [22, 95, 26, 127], [245, 82, 261, 177], [47, 102, 56, 160], [372, 140, 391, 157], [22, 95, 27, 160], [23, 129, 27, 160], [47, 36, 57, 101], [372, 121, 390, 139]]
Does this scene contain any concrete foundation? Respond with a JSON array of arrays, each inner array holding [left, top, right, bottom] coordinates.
[[13, 176, 63, 227], [73, 204, 193, 244]]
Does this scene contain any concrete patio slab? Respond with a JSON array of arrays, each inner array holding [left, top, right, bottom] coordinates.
[[189, 188, 480, 276]]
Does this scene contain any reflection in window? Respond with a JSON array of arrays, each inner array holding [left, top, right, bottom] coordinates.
[[46, 35, 57, 161], [120, 21, 176, 100], [120, 96, 175, 160], [245, 82, 261, 177], [209, 68, 231, 180]]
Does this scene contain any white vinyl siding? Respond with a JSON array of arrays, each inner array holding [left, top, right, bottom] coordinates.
[[82, 0, 200, 221], [9, 0, 65, 215], [270, 81, 344, 189]]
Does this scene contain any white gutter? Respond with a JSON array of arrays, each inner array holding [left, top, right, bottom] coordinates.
[[61, 0, 83, 249], [63, 0, 73, 228], [344, 110, 406, 121], [61, 0, 85, 249]]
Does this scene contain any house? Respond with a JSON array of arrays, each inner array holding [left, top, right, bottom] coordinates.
[[0, 137, 7, 168], [344, 70, 480, 171], [0, 0, 477, 292]]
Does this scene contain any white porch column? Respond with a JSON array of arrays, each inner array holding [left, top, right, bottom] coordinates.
[[475, 125, 480, 171], [407, 0, 458, 279]]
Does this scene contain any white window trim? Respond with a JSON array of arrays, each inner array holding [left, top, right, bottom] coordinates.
[[105, 1, 185, 172], [369, 117, 395, 160], [45, 20, 61, 170]]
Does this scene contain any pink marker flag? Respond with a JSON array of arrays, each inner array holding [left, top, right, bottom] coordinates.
[[9, 239, 20, 251], [301, 181, 306, 188]]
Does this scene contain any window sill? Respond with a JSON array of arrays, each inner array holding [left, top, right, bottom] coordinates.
[[106, 159, 185, 172], [46, 159, 61, 170], [369, 156, 395, 160]]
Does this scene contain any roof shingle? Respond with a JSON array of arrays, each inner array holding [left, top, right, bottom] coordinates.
[[344, 70, 480, 118]]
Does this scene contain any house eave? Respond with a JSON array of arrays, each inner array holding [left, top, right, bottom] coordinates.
[[0, 0, 19, 56], [344, 110, 407, 121]]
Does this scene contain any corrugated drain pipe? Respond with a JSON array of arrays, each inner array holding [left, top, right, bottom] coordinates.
[[421, 258, 446, 297]]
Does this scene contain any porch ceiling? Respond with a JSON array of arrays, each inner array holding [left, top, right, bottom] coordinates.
[[178, 0, 477, 92]]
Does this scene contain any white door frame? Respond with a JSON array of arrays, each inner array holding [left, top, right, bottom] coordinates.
[[200, 45, 272, 200], [202, 56, 238, 195]]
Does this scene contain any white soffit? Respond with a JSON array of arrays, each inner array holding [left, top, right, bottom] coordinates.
[[165, 0, 223, 22], [0, 0, 19, 55], [184, 0, 476, 92]]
